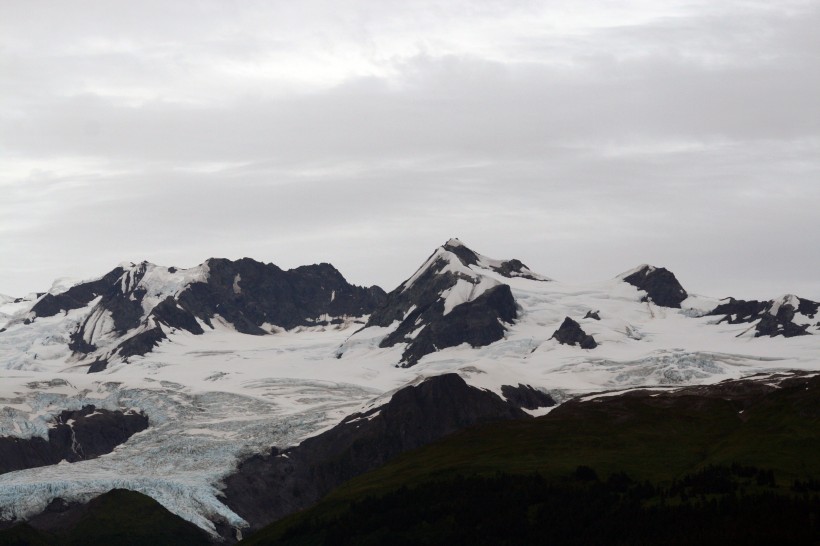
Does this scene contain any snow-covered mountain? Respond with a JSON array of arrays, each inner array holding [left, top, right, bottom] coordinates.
[[0, 239, 818, 538], [0, 258, 385, 372]]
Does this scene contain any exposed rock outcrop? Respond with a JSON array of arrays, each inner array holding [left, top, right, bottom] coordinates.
[[621, 265, 688, 308], [754, 296, 815, 338], [365, 240, 524, 366], [709, 298, 769, 324], [708, 295, 817, 338], [551, 317, 597, 349], [0, 406, 148, 475], [501, 384, 556, 410], [29, 267, 126, 319]]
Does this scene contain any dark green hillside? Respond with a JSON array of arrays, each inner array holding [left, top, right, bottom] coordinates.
[[0, 489, 212, 546], [242, 372, 820, 545]]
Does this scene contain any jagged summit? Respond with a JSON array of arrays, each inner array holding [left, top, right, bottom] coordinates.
[[619, 264, 688, 308], [442, 238, 550, 282], [398, 239, 549, 295], [1, 257, 386, 373], [2, 246, 816, 376], [363, 239, 525, 367]]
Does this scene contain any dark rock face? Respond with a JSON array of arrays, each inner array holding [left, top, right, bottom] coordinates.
[[584, 310, 601, 321], [622, 266, 688, 308], [551, 317, 597, 349], [0, 406, 148, 475], [708, 296, 817, 338], [366, 255, 460, 329], [149, 297, 204, 335], [366, 242, 519, 367], [385, 284, 517, 367], [755, 300, 813, 338], [178, 259, 385, 334], [116, 326, 167, 359], [709, 298, 768, 324], [442, 240, 482, 268], [501, 384, 556, 410], [68, 331, 96, 354], [51, 258, 386, 372], [30, 267, 125, 319], [798, 298, 819, 319], [220, 374, 528, 532]]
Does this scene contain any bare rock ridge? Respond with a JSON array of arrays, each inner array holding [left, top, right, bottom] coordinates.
[[178, 259, 385, 333], [31, 267, 128, 319], [0, 406, 148, 475], [220, 373, 528, 532], [5, 241, 818, 376], [364, 239, 525, 366], [709, 295, 818, 338], [21, 258, 387, 372], [621, 265, 688, 308]]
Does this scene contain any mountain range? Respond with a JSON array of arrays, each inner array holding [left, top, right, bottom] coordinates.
[[0, 239, 818, 543]]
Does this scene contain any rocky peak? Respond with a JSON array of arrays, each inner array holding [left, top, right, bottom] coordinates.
[[620, 264, 688, 308], [363, 240, 524, 366], [399, 240, 550, 295]]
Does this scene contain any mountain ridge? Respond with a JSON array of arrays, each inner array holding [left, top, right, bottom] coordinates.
[[0, 238, 819, 538]]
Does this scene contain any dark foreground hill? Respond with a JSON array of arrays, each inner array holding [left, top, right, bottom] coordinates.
[[241, 371, 820, 545], [0, 489, 211, 546]]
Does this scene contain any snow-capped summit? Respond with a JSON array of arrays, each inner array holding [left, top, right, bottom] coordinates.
[[355, 239, 546, 367], [400, 239, 549, 292]]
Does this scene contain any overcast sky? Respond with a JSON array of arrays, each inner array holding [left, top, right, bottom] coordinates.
[[1, 0, 818, 300]]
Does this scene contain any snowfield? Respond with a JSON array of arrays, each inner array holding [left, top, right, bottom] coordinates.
[[0, 251, 818, 535]]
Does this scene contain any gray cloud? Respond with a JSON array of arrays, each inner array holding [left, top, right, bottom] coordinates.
[[1, 1, 818, 300]]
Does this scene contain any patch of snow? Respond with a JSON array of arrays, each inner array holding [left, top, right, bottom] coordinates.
[[400, 248, 475, 292], [616, 264, 655, 279], [768, 294, 801, 316], [47, 278, 80, 296], [440, 277, 499, 315]]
